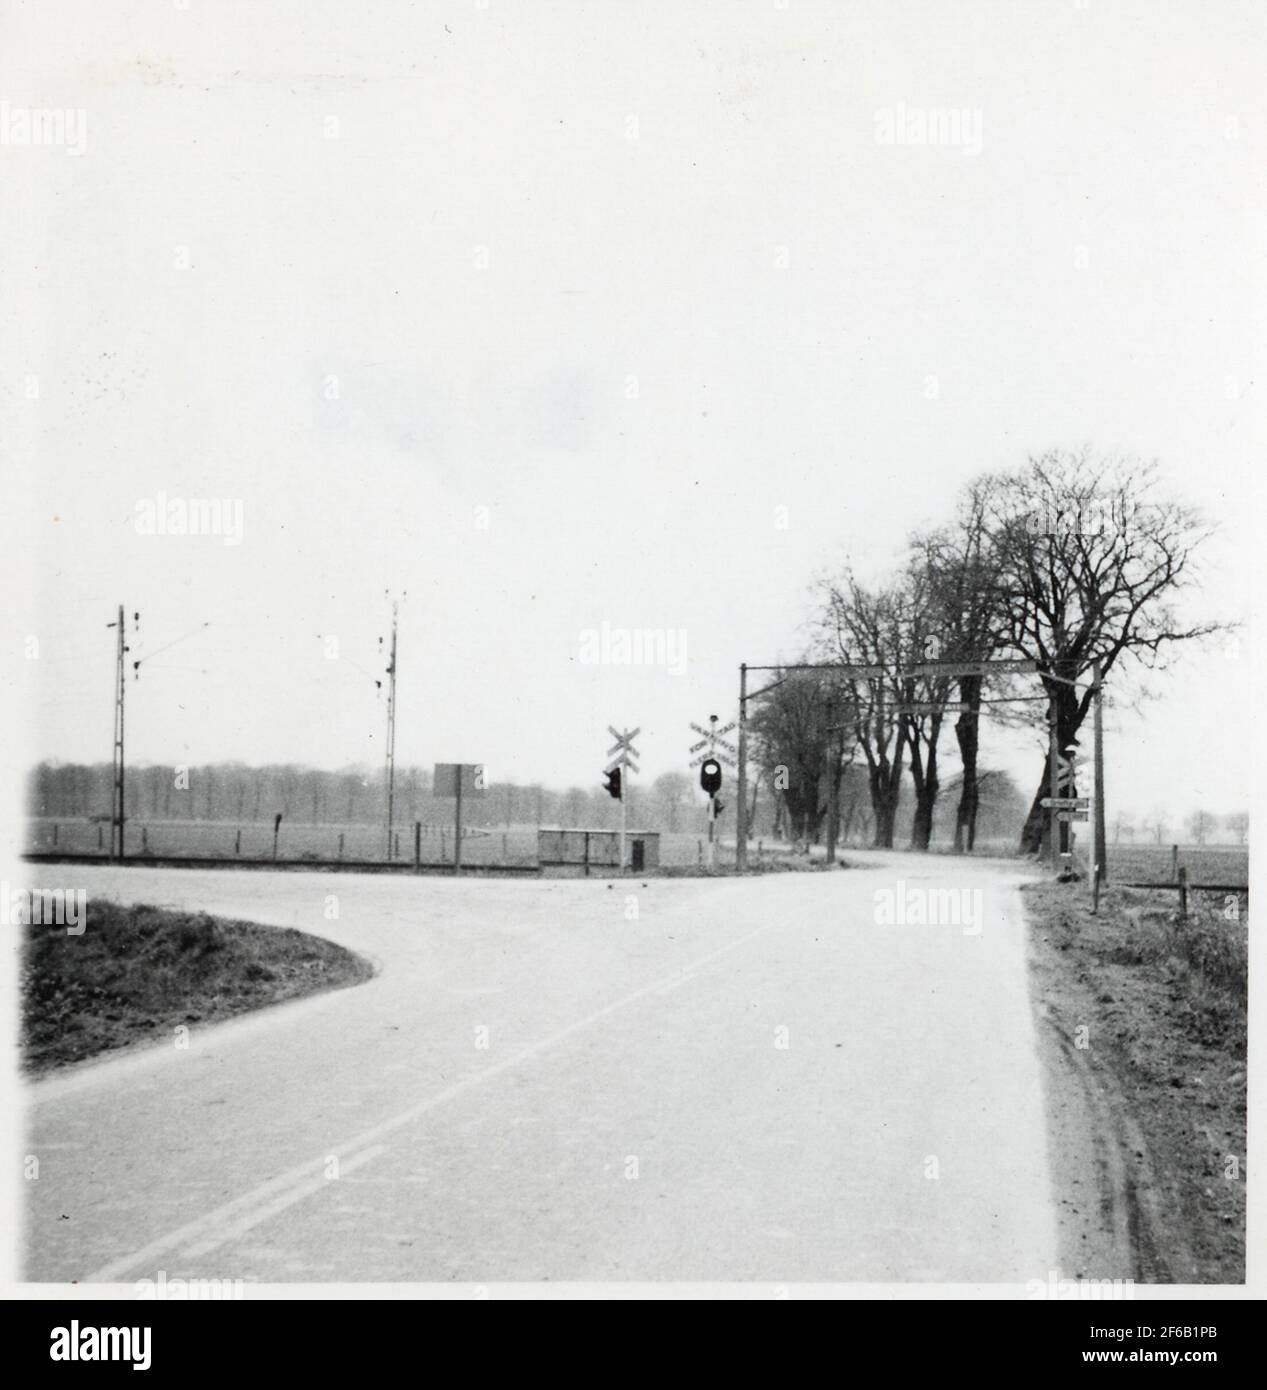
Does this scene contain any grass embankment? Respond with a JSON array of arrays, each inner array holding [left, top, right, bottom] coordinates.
[[22, 900, 373, 1075], [1024, 879, 1247, 1282]]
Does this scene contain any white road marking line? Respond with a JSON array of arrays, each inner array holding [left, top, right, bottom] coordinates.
[[85, 1155, 351, 1282], [82, 920, 769, 1283], [180, 1145, 387, 1259]]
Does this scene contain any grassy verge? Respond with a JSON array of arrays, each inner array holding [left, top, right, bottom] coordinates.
[[1023, 879, 1247, 1282], [22, 900, 373, 1075]]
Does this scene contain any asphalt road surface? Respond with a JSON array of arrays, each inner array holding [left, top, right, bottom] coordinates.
[[26, 854, 1062, 1286]]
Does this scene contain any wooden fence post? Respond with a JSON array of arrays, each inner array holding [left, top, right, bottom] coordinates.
[[1178, 866, 1189, 920]]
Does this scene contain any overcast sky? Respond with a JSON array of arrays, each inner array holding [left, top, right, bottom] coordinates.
[[5, 0, 1264, 827]]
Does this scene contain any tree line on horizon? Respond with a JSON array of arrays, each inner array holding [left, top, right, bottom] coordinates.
[[26, 757, 1029, 849]]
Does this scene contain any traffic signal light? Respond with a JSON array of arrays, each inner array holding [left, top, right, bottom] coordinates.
[[603, 767, 623, 800], [699, 758, 722, 797]]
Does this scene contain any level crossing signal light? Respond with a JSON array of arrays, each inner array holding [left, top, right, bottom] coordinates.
[[603, 767, 623, 800], [699, 758, 722, 797]]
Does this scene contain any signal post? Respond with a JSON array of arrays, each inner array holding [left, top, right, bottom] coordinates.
[[604, 726, 640, 871], [689, 715, 736, 869]]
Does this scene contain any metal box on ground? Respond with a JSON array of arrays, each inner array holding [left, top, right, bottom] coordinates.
[[537, 828, 660, 875]]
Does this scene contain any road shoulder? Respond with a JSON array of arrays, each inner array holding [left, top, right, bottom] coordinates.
[[1022, 879, 1246, 1285]]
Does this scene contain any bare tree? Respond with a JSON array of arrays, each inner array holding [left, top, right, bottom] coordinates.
[[817, 577, 908, 848], [911, 479, 1013, 851], [1185, 809, 1215, 845], [560, 786, 588, 826], [896, 558, 957, 851], [833, 764, 870, 847], [747, 666, 835, 844], [982, 449, 1219, 855], [1142, 806, 1170, 846], [821, 700, 857, 862], [650, 771, 693, 833]]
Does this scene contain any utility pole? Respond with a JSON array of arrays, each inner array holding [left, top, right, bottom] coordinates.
[[106, 610, 210, 863], [108, 604, 128, 862], [736, 664, 748, 871], [383, 595, 400, 860]]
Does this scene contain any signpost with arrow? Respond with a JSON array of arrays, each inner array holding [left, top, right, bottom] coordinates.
[[900, 658, 1037, 679]]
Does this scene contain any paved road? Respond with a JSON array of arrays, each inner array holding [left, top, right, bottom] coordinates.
[[25, 854, 1060, 1285]]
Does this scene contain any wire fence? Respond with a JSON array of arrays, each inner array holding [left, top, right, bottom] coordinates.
[[24, 819, 789, 871]]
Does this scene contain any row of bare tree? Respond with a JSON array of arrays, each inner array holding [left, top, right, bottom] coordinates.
[[749, 448, 1219, 853], [29, 760, 773, 839], [1112, 809, 1247, 846]]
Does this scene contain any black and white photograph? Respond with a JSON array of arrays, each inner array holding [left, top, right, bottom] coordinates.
[[3, 0, 1263, 1342]]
